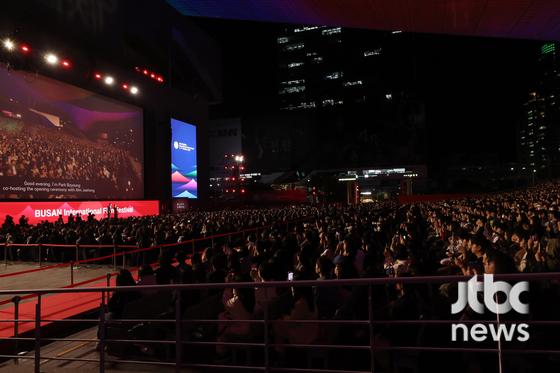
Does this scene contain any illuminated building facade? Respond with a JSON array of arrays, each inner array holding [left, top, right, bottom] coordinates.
[[520, 43, 560, 176]]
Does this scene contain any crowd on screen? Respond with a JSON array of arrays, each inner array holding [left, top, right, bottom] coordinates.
[[0, 124, 137, 194], [2, 182, 560, 371]]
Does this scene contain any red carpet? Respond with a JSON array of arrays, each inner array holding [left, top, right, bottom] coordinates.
[[0, 276, 117, 338]]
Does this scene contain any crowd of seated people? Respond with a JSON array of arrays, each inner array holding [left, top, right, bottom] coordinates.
[[0, 206, 316, 262], [3, 182, 560, 371], [89, 182, 560, 372]]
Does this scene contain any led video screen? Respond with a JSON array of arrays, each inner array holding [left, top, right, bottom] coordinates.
[[0, 66, 143, 200], [171, 118, 197, 198]]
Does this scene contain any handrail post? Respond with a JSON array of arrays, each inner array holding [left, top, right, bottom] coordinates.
[[34, 294, 42, 373], [4, 243, 7, 267], [12, 296, 21, 365], [103, 273, 111, 306], [368, 284, 375, 373], [38, 244, 42, 267], [264, 297, 270, 373], [75, 244, 80, 269], [122, 249, 126, 269], [98, 303, 106, 373], [175, 291, 182, 373], [495, 293, 503, 373], [70, 262, 74, 286], [113, 244, 117, 271]]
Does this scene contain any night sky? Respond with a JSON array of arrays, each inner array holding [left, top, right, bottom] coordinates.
[[193, 17, 541, 168]]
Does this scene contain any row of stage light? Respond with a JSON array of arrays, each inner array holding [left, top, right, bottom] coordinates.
[[1, 37, 168, 97], [3, 38, 72, 69]]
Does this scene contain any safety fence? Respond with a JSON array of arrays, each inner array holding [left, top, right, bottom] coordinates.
[[0, 220, 298, 285], [0, 272, 558, 373]]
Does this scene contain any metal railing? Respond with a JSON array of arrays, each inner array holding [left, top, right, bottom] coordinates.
[[0, 220, 297, 285], [0, 272, 558, 373]]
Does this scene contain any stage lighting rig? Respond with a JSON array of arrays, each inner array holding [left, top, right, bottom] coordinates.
[[1, 34, 146, 98], [104, 76, 114, 85], [44, 53, 59, 65], [134, 66, 164, 84], [93, 72, 140, 95], [3, 38, 15, 51]]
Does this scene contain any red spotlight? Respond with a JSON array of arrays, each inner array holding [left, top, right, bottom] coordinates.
[[232, 189, 236, 193], [241, 189, 246, 194], [150, 73, 155, 78], [143, 69, 148, 75], [61, 60, 71, 68], [157, 76, 164, 83], [20, 45, 30, 53], [94, 73, 102, 80], [225, 189, 229, 193], [122, 83, 129, 90]]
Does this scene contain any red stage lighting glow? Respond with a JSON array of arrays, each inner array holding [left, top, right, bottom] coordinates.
[[20, 45, 30, 53], [122, 83, 129, 89], [61, 60, 70, 68], [94, 73, 102, 80], [241, 189, 246, 194], [136, 67, 164, 84]]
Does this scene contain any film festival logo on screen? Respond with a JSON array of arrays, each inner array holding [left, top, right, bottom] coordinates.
[[451, 274, 529, 342], [174, 141, 194, 152]]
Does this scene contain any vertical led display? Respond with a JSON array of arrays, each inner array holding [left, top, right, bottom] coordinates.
[[171, 118, 197, 198]]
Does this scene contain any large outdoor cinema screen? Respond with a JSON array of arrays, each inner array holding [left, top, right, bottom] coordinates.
[[0, 66, 144, 200]]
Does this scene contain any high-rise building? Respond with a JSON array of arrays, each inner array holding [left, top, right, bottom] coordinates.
[[277, 26, 411, 110], [270, 26, 427, 170], [520, 42, 560, 176]]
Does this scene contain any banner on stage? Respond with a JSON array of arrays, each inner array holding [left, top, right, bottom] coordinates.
[[0, 200, 159, 224]]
